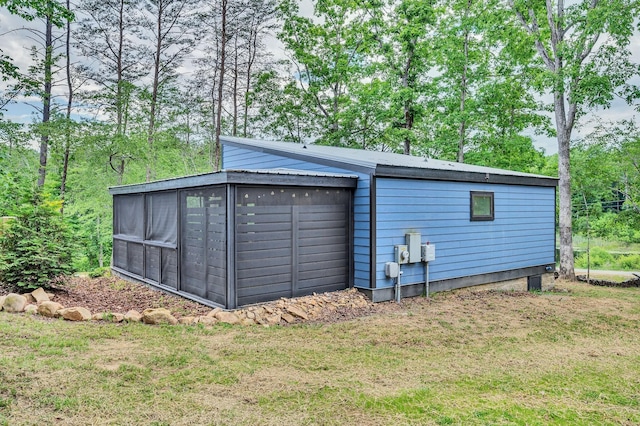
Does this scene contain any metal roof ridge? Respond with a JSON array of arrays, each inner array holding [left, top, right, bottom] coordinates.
[[220, 135, 558, 181]]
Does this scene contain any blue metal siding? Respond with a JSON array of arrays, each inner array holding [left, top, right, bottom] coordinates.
[[375, 178, 556, 288], [223, 145, 372, 288]]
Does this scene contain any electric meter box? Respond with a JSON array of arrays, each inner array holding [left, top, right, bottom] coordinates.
[[405, 233, 421, 263], [421, 244, 436, 262], [395, 245, 409, 264], [385, 262, 400, 278]]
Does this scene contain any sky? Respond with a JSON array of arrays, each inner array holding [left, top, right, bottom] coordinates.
[[0, 4, 638, 156]]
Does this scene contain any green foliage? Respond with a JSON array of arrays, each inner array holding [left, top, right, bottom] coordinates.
[[0, 191, 74, 290], [618, 254, 640, 270], [0, 145, 38, 215], [575, 247, 614, 269], [0, 0, 74, 27], [574, 248, 640, 271], [88, 266, 110, 278]]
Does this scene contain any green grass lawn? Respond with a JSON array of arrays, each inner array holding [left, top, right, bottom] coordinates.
[[1, 281, 639, 425]]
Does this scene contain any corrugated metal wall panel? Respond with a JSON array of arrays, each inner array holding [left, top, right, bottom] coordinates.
[[223, 144, 370, 288], [375, 178, 556, 288]]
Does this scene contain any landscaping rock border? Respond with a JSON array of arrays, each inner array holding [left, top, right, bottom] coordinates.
[[0, 286, 378, 327], [577, 275, 640, 288]]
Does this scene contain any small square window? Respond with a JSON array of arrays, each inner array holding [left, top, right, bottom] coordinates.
[[470, 191, 494, 221]]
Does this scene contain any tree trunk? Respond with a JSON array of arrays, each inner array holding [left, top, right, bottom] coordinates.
[[37, 11, 53, 188], [232, 33, 238, 136], [457, 23, 470, 163], [97, 214, 103, 268], [214, 0, 227, 171], [401, 45, 415, 155], [556, 94, 575, 280], [61, 0, 72, 214], [116, 0, 125, 138], [243, 24, 258, 137], [147, 0, 164, 182]]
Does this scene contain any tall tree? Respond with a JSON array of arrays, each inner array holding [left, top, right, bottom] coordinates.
[[35, 2, 53, 187], [277, 0, 374, 145], [371, 0, 436, 155], [511, 0, 640, 279], [214, 0, 228, 170], [75, 0, 148, 184], [140, 0, 197, 181], [60, 0, 73, 210], [0, 0, 72, 83]]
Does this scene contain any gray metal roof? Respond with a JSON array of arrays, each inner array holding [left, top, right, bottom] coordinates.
[[221, 136, 558, 187], [109, 169, 358, 195]]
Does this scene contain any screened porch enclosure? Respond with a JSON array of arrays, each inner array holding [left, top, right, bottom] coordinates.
[[110, 171, 356, 309]]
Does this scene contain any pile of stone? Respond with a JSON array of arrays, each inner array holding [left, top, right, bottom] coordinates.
[[0, 287, 372, 327]]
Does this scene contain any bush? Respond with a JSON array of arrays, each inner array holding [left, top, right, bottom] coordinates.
[[0, 192, 74, 290], [575, 247, 614, 269], [619, 254, 640, 271]]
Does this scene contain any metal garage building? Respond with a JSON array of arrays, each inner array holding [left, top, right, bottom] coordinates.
[[111, 136, 558, 308]]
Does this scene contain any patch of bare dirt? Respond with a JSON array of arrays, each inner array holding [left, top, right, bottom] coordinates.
[[0, 274, 405, 323], [1, 274, 561, 325], [45, 276, 212, 318]]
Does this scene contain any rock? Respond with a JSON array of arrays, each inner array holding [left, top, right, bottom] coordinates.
[[265, 314, 281, 325], [24, 293, 36, 304], [0, 295, 6, 311], [59, 307, 92, 321], [206, 307, 223, 318], [281, 313, 296, 324], [246, 311, 256, 320], [124, 310, 142, 322], [31, 287, 50, 304], [264, 306, 274, 314], [37, 301, 63, 317], [91, 312, 124, 322], [110, 313, 125, 323], [3, 293, 27, 313], [286, 305, 308, 320], [240, 317, 256, 326], [178, 316, 197, 325], [24, 304, 38, 315], [214, 311, 240, 325], [198, 316, 217, 325], [142, 308, 178, 325]]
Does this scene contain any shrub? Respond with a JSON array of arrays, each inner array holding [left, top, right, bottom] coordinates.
[[0, 192, 74, 290], [575, 247, 614, 269], [618, 254, 640, 271]]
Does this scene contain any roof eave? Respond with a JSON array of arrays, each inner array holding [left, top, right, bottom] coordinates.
[[109, 170, 358, 195], [374, 165, 559, 187]]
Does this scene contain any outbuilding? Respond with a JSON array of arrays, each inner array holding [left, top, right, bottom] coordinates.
[[110, 136, 557, 309], [110, 170, 357, 309]]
